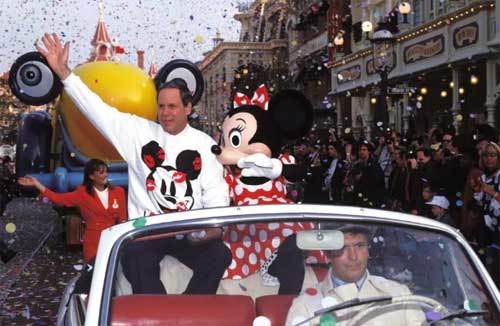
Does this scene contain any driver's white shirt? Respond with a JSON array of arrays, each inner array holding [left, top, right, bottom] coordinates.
[[286, 269, 426, 326]]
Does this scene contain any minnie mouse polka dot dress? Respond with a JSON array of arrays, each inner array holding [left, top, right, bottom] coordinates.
[[223, 169, 327, 279]]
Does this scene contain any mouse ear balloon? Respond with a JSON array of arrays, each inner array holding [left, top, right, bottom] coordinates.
[[154, 59, 204, 106], [8, 52, 63, 106], [268, 90, 314, 140]]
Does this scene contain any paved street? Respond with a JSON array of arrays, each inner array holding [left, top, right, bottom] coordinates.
[[0, 198, 81, 325]]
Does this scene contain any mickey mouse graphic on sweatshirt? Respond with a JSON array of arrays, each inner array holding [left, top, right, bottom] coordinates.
[[142, 140, 203, 213]]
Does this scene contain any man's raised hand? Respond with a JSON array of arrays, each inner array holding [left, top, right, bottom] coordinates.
[[35, 33, 71, 80]]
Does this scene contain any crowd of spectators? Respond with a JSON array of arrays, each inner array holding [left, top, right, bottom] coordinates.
[[0, 147, 18, 263], [283, 124, 500, 284], [0, 155, 17, 217]]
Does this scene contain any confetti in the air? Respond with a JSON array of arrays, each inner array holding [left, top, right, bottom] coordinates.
[[194, 34, 205, 44], [133, 216, 147, 228], [5, 222, 16, 233], [0, 1, 240, 72]]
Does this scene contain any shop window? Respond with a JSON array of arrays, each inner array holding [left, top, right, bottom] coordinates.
[[371, 5, 385, 24], [428, 0, 435, 20], [496, 64, 500, 86], [279, 15, 287, 40], [259, 20, 266, 42], [438, 1, 445, 15], [413, 0, 422, 26], [267, 13, 279, 41], [352, 22, 362, 43]]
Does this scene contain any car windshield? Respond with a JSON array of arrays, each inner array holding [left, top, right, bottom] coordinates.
[[105, 215, 500, 325]]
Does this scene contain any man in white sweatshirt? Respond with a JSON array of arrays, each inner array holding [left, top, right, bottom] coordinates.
[[37, 33, 231, 294]]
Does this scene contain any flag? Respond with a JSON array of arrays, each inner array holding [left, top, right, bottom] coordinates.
[[114, 45, 125, 54]]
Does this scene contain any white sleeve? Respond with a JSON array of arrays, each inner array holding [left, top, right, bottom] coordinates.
[[286, 297, 312, 326], [490, 198, 500, 217], [199, 138, 230, 208], [473, 191, 484, 203], [62, 73, 150, 160], [324, 163, 335, 189], [473, 175, 487, 203]]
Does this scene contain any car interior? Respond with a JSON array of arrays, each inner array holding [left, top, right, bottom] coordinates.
[[104, 220, 496, 325]]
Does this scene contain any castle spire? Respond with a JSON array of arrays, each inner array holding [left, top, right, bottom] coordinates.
[[89, 0, 114, 61], [98, 0, 104, 21]]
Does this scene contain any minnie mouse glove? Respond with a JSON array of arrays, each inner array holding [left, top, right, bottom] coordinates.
[[237, 153, 283, 179]]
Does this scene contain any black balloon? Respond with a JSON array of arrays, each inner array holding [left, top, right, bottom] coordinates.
[[154, 59, 204, 106], [9, 52, 62, 106]]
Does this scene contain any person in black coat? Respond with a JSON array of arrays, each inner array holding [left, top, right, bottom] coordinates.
[[388, 147, 410, 211], [409, 147, 440, 214], [323, 142, 348, 204], [350, 141, 386, 208]]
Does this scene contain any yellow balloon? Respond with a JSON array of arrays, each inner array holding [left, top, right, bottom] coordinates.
[[5, 222, 16, 233], [59, 61, 158, 162]]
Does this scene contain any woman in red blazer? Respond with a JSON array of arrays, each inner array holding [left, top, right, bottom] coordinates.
[[18, 159, 127, 263]]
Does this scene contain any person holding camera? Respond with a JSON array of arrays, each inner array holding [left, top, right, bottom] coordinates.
[[408, 147, 440, 215], [374, 133, 396, 192]]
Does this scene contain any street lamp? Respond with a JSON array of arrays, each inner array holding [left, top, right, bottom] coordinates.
[[369, 23, 396, 130], [398, 2, 411, 24], [361, 21, 373, 39]]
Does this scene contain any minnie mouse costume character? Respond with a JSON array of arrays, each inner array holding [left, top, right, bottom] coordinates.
[[211, 85, 327, 294]]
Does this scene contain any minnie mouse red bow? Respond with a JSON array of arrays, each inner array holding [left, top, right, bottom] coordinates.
[[233, 84, 270, 110]]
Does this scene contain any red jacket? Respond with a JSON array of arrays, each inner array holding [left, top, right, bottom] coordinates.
[[42, 185, 127, 262]]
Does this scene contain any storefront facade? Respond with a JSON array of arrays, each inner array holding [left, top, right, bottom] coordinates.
[[330, 1, 498, 139]]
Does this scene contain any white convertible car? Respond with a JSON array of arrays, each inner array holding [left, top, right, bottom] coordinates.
[[56, 205, 500, 325]]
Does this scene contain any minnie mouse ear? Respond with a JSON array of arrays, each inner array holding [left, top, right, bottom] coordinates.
[[9, 52, 62, 106], [154, 59, 204, 106], [268, 90, 313, 140]]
